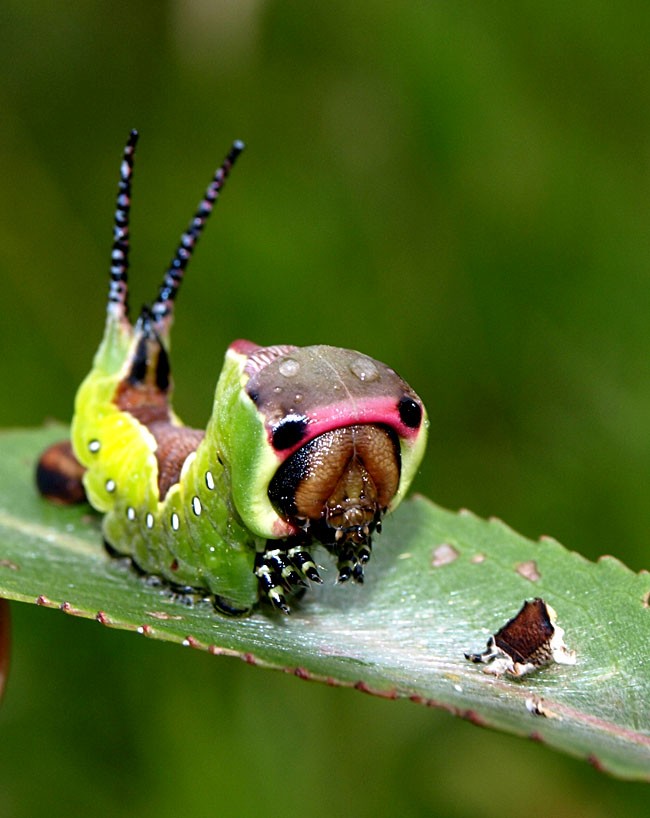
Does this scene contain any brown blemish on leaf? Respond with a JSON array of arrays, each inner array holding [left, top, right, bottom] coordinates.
[[95, 610, 111, 625], [0, 559, 19, 571], [431, 543, 459, 567], [588, 754, 607, 774], [146, 610, 184, 621], [516, 560, 541, 582], [461, 709, 488, 727], [471, 553, 486, 564], [526, 696, 561, 720], [466, 598, 576, 676], [59, 601, 83, 616], [183, 635, 204, 648], [643, 591, 650, 608], [354, 680, 398, 699]]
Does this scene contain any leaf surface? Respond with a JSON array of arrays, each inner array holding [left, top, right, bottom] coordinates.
[[1, 426, 649, 779]]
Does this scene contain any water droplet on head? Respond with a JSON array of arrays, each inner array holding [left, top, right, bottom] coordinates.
[[350, 357, 379, 382], [279, 358, 300, 378]]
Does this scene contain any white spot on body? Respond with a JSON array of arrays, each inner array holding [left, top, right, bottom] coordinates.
[[180, 451, 196, 481], [146, 513, 154, 530], [279, 358, 300, 378], [205, 471, 215, 491], [88, 439, 101, 453], [349, 357, 379, 382], [105, 479, 116, 493], [192, 496, 202, 516], [127, 506, 136, 521], [171, 512, 180, 531]]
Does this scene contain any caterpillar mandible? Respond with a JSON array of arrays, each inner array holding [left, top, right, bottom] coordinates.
[[36, 131, 429, 615]]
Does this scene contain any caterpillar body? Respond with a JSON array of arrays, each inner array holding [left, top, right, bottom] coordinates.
[[36, 131, 428, 615]]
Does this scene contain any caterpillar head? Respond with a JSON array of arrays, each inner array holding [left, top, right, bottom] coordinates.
[[216, 340, 428, 581]]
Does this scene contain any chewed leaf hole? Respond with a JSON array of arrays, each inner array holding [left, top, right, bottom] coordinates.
[[0, 559, 19, 571]]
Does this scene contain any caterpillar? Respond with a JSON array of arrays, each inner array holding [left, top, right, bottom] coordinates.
[[36, 131, 428, 615]]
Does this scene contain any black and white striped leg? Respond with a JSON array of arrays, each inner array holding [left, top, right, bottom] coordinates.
[[286, 545, 322, 584], [255, 540, 322, 613], [328, 540, 373, 584]]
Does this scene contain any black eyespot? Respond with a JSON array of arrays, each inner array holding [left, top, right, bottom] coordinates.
[[272, 414, 308, 450], [398, 396, 422, 429]]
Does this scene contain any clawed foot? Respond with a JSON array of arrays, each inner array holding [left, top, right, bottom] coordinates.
[[329, 540, 373, 583], [255, 542, 322, 614], [255, 520, 381, 612], [312, 514, 381, 584]]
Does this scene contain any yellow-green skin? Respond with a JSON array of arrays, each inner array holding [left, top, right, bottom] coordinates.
[[72, 315, 260, 609]]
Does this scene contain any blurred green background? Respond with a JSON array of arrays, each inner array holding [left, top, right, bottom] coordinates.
[[2, 1, 650, 814]]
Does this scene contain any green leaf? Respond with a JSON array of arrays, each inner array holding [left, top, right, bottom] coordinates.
[[1, 426, 650, 779]]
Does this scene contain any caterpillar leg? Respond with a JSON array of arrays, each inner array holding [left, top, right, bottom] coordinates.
[[325, 538, 373, 584], [315, 512, 381, 583], [254, 540, 322, 614], [36, 440, 87, 505]]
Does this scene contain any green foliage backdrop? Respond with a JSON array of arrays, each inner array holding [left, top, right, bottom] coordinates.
[[2, 2, 650, 815]]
